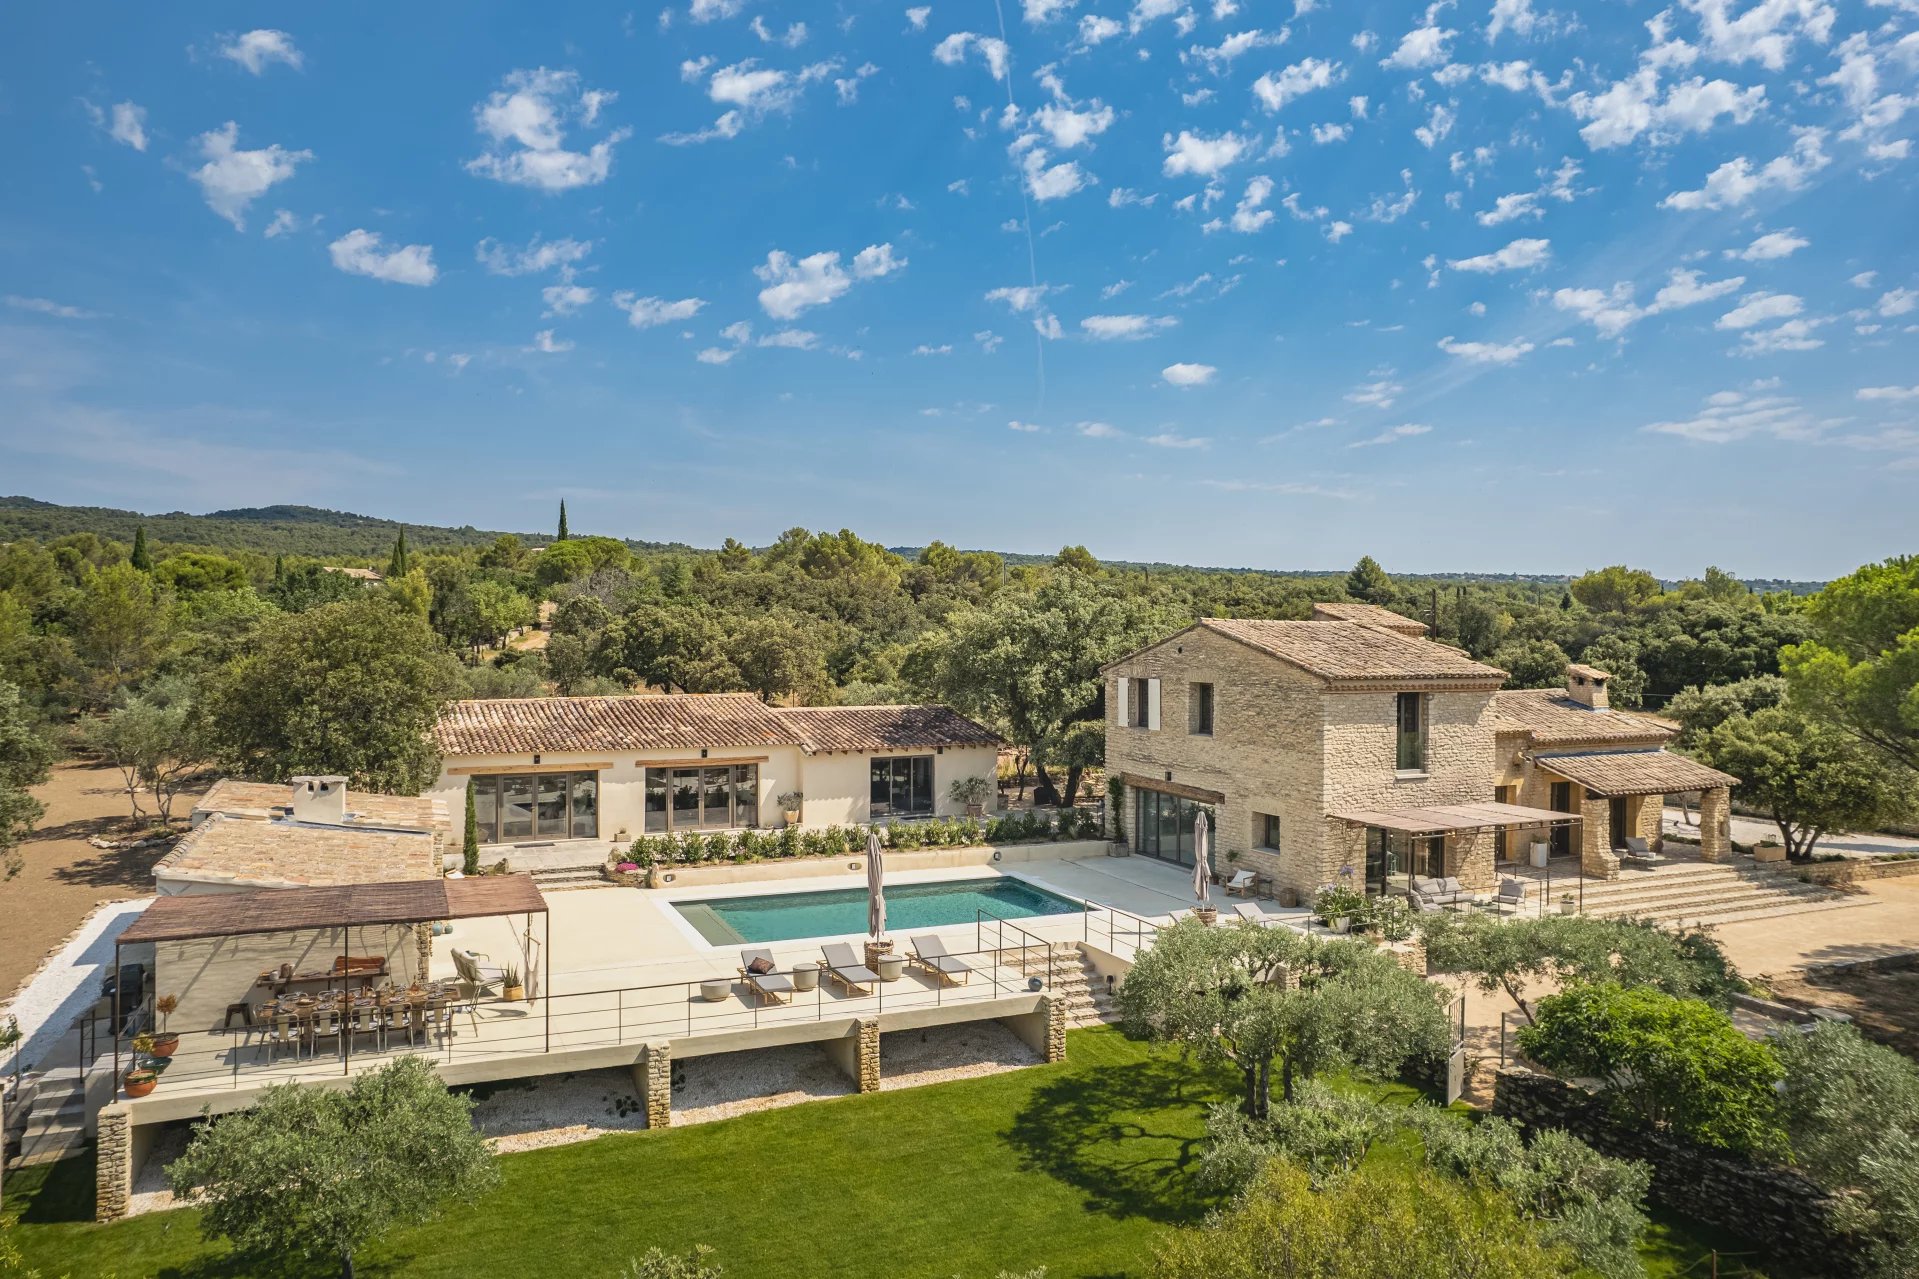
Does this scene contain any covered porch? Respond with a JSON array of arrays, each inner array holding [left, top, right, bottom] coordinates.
[[1328, 800, 1581, 900], [1532, 751, 1736, 877]]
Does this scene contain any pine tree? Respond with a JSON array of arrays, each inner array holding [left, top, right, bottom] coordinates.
[[1345, 555, 1394, 604], [387, 528, 409, 579], [272, 553, 286, 584], [556, 501, 569, 542], [462, 780, 480, 876], [130, 526, 152, 572]]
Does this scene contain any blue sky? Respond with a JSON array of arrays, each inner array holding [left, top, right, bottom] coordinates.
[[2, 1, 1916, 578]]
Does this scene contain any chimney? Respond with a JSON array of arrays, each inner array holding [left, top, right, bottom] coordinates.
[[1565, 664, 1610, 711], [290, 775, 349, 825]]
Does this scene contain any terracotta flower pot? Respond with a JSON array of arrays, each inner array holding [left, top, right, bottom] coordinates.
[[149, 1034, 180, 1059], [124, 1073, 157, 1098]]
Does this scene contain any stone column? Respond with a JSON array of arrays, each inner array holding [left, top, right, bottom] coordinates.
[[415, 924, 434, 983], [1699, 787, 1730, 863], [1041, 993, 1066, 1063], [639, 1041, 671, 1129], [95, 1103, 132, 1223], [1579, 789, 1619, 880], [855, 1018, 880, 1093]]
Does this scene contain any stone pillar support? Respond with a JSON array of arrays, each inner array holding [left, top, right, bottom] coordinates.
[[1000, 995, 1068, 1064], [1699, 788, 1730, 863], [821, 1019, 881, 1092], [634, 1041, 671, 1129], [95, 1102, 132, 1223], [1578, 789, 1619, 880]]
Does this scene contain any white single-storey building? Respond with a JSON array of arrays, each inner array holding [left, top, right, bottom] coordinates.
[[428, 693, 1003, 858]]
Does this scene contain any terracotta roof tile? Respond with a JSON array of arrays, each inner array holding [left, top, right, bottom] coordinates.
[[1491, 689, 1676, 746], [1534, 750, 1736, 796], [1309, 602, 1431, 635], [435, 693, 800, 755], [155, 815, 439, 891], [1197, 618, 1505, 686], [774, 705, 1003, 753]]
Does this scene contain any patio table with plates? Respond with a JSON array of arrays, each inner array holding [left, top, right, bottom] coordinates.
[[252, 982, 463, 1060]]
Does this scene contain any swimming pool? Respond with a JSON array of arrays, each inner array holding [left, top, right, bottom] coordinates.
[[672, 877, 1086, 945]]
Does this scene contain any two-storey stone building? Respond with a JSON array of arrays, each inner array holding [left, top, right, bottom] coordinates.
[[1102, 614, 1735, 905]]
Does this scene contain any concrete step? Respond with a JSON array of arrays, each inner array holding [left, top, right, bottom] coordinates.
[[528, 867, 612, 891], [1583, 882, 1844, 917], [1624, 896, 1866, 929], [9, 1126, 88, 1168]]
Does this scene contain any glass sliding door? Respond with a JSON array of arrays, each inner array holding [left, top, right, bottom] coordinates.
[[1132, 787, 1211, 867], [467, 771, 599, 843], [500, 776, 535, 841], [870, 756, 935, 818], [643, 765, 762, 833]]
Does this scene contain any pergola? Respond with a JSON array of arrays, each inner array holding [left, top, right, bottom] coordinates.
[[113, 876, 549, 1084], [1328, 800, 1586, 908]]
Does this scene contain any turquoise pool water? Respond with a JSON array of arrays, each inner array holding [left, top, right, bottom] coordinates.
[[673, 878, 1086, 945]]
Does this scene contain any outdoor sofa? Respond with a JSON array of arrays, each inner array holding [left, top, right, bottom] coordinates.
[[1408, 875, 1476, 912]]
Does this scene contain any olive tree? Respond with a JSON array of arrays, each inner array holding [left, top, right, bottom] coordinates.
[[167, 1056, 497, 1279], [1116, 919, 1449, 1117], [0, 681, 55, 880]]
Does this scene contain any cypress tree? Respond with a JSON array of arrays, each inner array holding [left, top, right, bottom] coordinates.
[[272, 553, 286, 584], [462, 780, 480, 876], [387, 527, 409, 579], [130, 526, 152, 572], [556, 500, 569, 542]]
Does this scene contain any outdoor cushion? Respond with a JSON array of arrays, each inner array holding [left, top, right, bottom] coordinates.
[[1439, 877, 1465, 895], [746, 956, 774, 975]]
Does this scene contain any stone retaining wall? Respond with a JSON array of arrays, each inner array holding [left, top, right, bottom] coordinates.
[[1492, 1067, 1862, 1275], [95, 1102, 131, 1222], [1770, 857, 1919, 887]]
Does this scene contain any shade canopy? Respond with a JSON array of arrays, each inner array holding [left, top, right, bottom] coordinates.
[[119, 876, 548, 946], [1327, 800, 1577, 837], [1533, 750, 1737, 798]]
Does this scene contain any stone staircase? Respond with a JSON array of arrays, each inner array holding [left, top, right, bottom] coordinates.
[[5, 1067, 89, 1169], [526, 864, 613, 892], [1567, 861, 1862, 929], [1005, 943, 1122, 1029]]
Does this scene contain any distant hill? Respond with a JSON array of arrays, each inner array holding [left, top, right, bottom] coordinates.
[[0, 496, 1825, 591]]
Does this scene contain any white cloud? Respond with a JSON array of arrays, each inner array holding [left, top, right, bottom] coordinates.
[[1880, 287, 1918, 316], [219, 29, 303, 75], [1380, 10, 1455, 69], [985, 284, 1058, 311], [1487, 0, 1536, 40], [530, 329, 574, 354], [1716, 291, 1803, 329], [1662, 129, 1830, 210], [1349, 423, 1431, 447], [1868, 139, 1910, 161], [1188, 29, 1286, 74], [476, 235, 594, 276], [107, 102, 147, 151], [758, 328, 819, 349], [1253, 58, 1343, 111], [1108, 188, 1157, 208], [835, 63, 879, 104], [188, 122, 311, 230], [1346, 377, 1404, 408], [1081, 313, 1176, 339], [1685, 0, 1836, 71], [1728, 229, 1809, 261], [1024, 0, 1076, 22], [696, 347, 736, 364], [932, 32, 1010, 80], [1325, 220, 1354, 242], [1162, 361, 1218, 386], [1437, 335, 1534, 363], [1447, 237, 1550, 272], [1551, 267, 1746, 338], [263, 209, 315, 238], [689, 0, 745, 21], [707, 57, 839, 114], [1569, 71, 1765, 150], [1162, 129, 1247, 177], [1477, 191, 1541, 226], [913, 343, 954, 355], [467, 68, 629, 190], [1858, 384, 1919, 401], [1735, 317, 1827, 353], [612, 293, 705, 327], [1078, 421, 1124, 438], [1312, 123, 1352, 143], [542, 283, 596, 316], [1077, 14, 1123, 43], [328, 229, 438, 286], [1414, 102, 1456, 148], [1020, 147, 1093, 201], [907, 7, 932, 30], [755, 243, 905, 318], [4, 295, 104, 319], [750, 15, 808, 45], [1229, 175, 1276, 231], [1145, 431, 1209, 448], [1030, 100, 1116, 148], [1851, 271, 1879, 289]]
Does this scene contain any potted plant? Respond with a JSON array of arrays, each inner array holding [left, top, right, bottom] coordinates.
[[500, 963, 525, 1002], [1107, 776, 1127, 848], [778, 791, 804, 825], [124, 1066, 158, 1098], [149, 994, 180, 1059], [948, 775, 992, 818], [1753, 837, 1787, 864], [1558, 893, 1577, 916], [1313, 883, 1367, 935]]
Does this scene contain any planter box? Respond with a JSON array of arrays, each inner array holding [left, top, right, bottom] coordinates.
[[1752, 844, 1787, 863], [638, 838, 1112, 888]]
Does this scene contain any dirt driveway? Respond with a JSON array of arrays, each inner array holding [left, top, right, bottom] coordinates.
[[0, 761, 204, 1002]]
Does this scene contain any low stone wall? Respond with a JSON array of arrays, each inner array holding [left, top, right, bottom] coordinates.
[[1492, 1067, 1863, 1275], [1769, 857, 1919, 887], [629, 839, 1111, 889], [1802, 949, 1919, 980]]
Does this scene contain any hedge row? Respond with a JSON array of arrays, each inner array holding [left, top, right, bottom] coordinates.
[[619, 807, 1107, 868]]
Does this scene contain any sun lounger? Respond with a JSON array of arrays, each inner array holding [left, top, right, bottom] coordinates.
[[1229, 902, 1274, 926], [738, 949, 793, 1005], [906, 935, 974, 985], [1223, 869, 1257, 897], [820, 943, 880, 995], [1620, 837, 1657, 867]]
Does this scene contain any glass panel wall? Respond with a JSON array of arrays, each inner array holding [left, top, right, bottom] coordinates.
[[643, 764, 760, 832], [467, 772, 599, 844], [1131, 787, 1213, 867], [870, 756, 934, 817]]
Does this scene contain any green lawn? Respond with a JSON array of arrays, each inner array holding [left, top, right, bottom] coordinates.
[[2, 1027, 1767, 1279]]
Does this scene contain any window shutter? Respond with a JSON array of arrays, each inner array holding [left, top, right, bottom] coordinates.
[[1146, 678, 1162, 730], [1116, 677, 1130, 726]]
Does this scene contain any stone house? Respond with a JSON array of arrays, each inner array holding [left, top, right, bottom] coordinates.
[[428, 693, 1002, 859], [1102, 617, 1735, 904]]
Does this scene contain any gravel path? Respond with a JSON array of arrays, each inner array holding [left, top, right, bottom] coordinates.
[[0, 897, 150, 1075]]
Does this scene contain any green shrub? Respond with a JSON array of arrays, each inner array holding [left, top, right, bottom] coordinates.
[[1517, 984, 1786, 1157]]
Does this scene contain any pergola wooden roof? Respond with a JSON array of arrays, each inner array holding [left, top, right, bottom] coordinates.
[[1534, 750, 1737, 798], [119, 876, 547, 945], [1327, 800, 1578, 836]]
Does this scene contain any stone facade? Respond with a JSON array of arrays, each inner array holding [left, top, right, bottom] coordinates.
[[1104, 624, 1503, 903], [1493, 1067, 1864, 1276], [1039, 993, 1067, 1063], [94, 1102, 132, 1222], [1699, 786, 1730, 862], [641, 1040, 671, 1129]]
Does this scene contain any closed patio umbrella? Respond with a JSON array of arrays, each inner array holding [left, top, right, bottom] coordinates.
[[866, 829, 886, 938], [1193, 809, 1212, 906]]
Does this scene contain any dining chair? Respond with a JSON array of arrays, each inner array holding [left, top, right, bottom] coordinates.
[[267, 1013, 301, 1065], [309, 1006, 341, 1059], [352, 1006, 381, 1053]]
